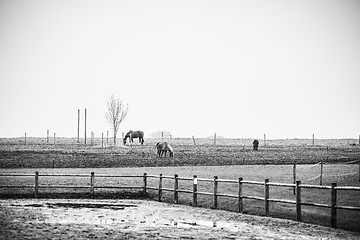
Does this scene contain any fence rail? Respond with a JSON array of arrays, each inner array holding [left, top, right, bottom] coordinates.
[[1, 172, 360, 229]]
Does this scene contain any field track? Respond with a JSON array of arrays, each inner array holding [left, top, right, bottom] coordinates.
[[2, 199, 360, 240]]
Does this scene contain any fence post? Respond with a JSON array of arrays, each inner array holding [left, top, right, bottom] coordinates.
[[238, 177, 243, 213], [293, 164, 296, 195], [192, 136, 196, 145], [320, 160, 323, 185], [358, 160, 360, 182], [264, 133, 266, 146], [54, 133, 56, 145], [331, 182, 337, 228], [312, 134, 315, 146], [296, 180, 301, 222], [264, 179, 269, 216], [143, 173, 147, 196], [130, 132, 133, 150], [77, 109, 80, 143], [84, 108, 87, 144], [90, 172, 95, 196], [174, 174, 178, 204], [213, 176, 218, 209], [35, 171, 39, 198], [102, 133, 104, 148], [25, 132, 27, 145], [47, 129, 49, 143], [193, 175, 198, 207], [158, 174, 163, 202]]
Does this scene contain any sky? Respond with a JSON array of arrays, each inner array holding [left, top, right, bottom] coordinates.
[[0, 0, 360, 139]]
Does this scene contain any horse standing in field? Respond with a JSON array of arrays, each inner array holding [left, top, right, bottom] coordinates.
[[253, 139, 259, 151], [156, 142, 174, 158], [123, 130, 144, 145]]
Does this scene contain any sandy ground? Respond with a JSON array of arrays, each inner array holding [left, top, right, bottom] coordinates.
[[1, 199, 359, 240]]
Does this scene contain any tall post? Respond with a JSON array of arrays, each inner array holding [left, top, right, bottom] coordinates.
[[77, 109, 80, 143], [214, 133, 216, 145], [331, 182, 337, 228], [91, 132, 93, 145], [264, 179, 269, 216], [293, 164, 296, 195], [107, 130, 109, 144], [47, 129, 49, 143], [24, 132, 27, 145], [213, 176, 218, 209], [193, 175, 198, 207], [84, 108, 87, 144], [35, 171, 39, 198], [174, 174, 178, 204], [54, 133, 56, 145], [238, 177, 243, 213], [192, 136, 196, 145], [161, 131, 164, 142], [296, 181, 301, 222], [90, 172, 95, 196]]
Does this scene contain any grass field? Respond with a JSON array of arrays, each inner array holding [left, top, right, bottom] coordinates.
[[1, 137, 360, 232], [1, 137, 359, 168]]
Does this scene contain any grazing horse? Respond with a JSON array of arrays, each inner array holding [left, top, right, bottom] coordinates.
[[123, 130, 144, 145], [253, 139, 259, 151], [156, 142, 174, 158]]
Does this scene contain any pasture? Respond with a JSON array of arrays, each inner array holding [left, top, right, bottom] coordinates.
[[0, 137, 359, 168], [1, 137, 360, 233]]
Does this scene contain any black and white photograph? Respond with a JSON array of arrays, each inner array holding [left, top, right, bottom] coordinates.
[[1, 0, 360, 239]]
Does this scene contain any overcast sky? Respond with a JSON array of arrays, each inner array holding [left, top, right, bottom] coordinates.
[[1, 0, 359, 139]]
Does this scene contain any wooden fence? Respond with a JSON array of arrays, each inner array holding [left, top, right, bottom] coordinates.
[[1, 172, 360, 229]]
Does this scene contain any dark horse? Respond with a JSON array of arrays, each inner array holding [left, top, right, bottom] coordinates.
[[123, 130, 144, 145], [156, 142, 174, 157], [253, 139, 259, 151]]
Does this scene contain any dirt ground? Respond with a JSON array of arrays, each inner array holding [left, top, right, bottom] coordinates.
[[1, 199, 359, 240]]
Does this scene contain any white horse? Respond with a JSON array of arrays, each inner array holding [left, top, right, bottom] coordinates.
[[156, 142, 174, 158]]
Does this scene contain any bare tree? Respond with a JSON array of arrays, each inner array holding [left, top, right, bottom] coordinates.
[[105, 95, 128, 145]]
